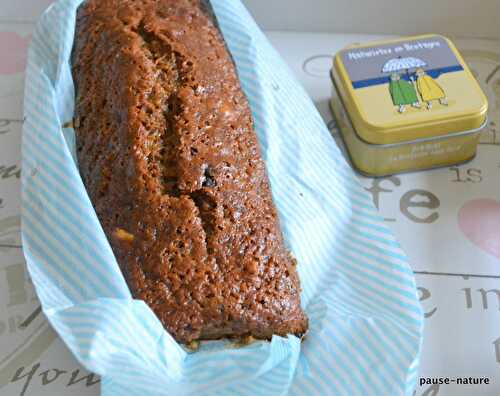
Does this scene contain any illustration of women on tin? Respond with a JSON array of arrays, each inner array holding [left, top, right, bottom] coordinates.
[[388, 73, 420, 113], [415, 68, 448, 109], [383, 56, 424, 113]]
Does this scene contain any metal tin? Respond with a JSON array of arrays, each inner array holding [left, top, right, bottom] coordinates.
[[330, 34, 488, 176]]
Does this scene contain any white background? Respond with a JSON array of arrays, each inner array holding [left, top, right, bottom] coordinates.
[[243, 0, 500, 39]]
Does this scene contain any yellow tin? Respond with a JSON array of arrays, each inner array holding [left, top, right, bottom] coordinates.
[[330, 34, 488, 176]]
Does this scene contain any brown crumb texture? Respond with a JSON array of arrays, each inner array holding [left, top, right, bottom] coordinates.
[[72, 0, 308, 343]]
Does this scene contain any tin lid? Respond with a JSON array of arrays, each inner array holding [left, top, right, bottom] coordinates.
[[332, 34, 488, 145]]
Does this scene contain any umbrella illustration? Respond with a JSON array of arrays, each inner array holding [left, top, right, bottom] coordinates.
[[383, 56, 426, 113], [382, 56, 427, 80]]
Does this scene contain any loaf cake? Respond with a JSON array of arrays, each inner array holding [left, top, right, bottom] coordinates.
[[71, 0, 308, 343]]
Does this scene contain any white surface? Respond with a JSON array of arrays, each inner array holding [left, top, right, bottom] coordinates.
[[271, 32, 500, 276], [0, 0, 53, 21], [0, 2, 500, 396], [243, 0, 500, 40], [267, 31, 500, 396]]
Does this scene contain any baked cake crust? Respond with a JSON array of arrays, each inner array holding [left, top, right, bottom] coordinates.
[[72, 0, 308, 343]]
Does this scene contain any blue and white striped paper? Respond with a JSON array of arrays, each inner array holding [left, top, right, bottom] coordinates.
[[21, 0, 423, 395]]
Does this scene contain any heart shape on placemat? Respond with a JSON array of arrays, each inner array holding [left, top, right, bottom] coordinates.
[[458, 199, 500, 260], [0, 32, 31, 75]]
